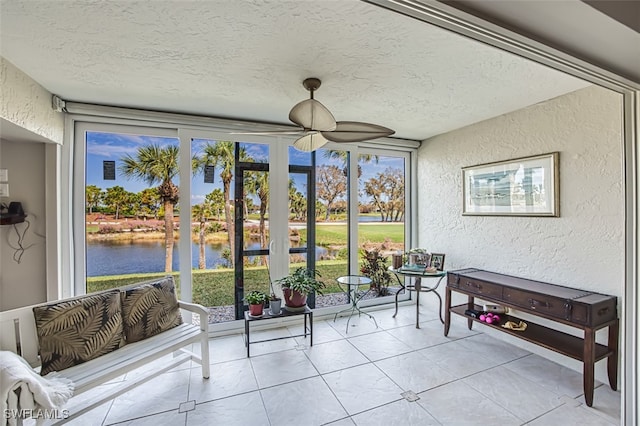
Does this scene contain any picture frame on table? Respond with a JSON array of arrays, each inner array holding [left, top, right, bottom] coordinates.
[[430, 253, 445, 271], [409, 253, 430, 268], [462, 152, 559, 217]]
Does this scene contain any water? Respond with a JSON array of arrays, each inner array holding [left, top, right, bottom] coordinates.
[[86, 216, 393, 276], [86, 240, 334, 276]]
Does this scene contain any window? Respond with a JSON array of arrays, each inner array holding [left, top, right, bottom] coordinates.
[[72, 119, 415, 324]]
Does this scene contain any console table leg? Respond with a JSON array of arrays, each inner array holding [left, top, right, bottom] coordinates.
[[584, 328, 596, 407], [608, 319, 619, 390], [444, 287, 451, 336], [467, 296, 474, 330]]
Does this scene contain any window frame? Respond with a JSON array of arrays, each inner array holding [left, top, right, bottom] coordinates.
[[64, 114, 418, 314]]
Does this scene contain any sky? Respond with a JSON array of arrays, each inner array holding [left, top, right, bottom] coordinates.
[[86, 131, 404, 205]]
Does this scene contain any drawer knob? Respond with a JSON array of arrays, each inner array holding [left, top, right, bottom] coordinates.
[[465, 281, 481, 290]]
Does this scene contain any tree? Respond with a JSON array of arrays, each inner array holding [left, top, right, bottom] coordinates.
[[103, 186, 128, 220], [323, 150, 379, 177], [316, 165, 347, 220], [363, 167, 405, 221], [86, 185, 103, 214], [245, 171, 269, 265], [120, 144, 179, 272], [196, 141, 250, 267], [192, 202, 213, 269], [205, 189, 225, 221], [138, 187, 161, 219]]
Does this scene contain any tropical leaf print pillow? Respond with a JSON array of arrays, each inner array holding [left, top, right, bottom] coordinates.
[[33, 289, 124, 375]]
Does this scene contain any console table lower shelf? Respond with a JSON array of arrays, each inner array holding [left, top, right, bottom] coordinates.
[[449, 304, 616, 365], [244, 307, 313, 357]]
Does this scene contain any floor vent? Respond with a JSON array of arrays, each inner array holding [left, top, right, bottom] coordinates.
[[401, 390, 420, 402]]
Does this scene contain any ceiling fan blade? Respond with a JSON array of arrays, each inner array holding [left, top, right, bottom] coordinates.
[[230, 130, 304, 136], [321, 121, 395, 143], [292, 132, 328, 152], [289, 99, 337, 132]]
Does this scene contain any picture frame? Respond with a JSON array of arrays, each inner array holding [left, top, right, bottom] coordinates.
[[430, 253, 445, 271], [408, 253, 430, 268], [462, 152, 559, 217]]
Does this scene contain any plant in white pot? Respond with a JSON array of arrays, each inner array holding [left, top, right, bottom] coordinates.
[[275, 267, 326, 312], [268, 278, 282, 315], [244, 290, 268, 317]]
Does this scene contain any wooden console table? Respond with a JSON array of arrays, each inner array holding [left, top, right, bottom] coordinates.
[[445, 268, 618, 407]]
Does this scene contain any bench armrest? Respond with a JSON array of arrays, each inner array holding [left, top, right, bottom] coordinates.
[[178, 300, 209, 332]]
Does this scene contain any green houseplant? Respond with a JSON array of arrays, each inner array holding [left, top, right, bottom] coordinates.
[[360, 249, 392, 296], [244, 290, 268, 316], [275, 267, 326, 312]]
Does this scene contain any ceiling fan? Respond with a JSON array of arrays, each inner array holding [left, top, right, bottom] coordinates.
[[235, 78, 395, 152]]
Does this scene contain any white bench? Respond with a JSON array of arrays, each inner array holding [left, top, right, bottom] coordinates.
[[0, 284, 210, 424]]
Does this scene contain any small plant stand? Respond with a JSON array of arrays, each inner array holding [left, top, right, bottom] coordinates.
[[244, 306, 313, 357]]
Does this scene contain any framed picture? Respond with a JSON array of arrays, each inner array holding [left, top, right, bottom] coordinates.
[[462, 152, 559, 217], [408, 252, 430, 267], [430, 253, 445, 271]]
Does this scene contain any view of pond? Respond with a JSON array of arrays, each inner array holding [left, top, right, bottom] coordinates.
[[86, 240, 334, 276], [86, 216, 384, 276]]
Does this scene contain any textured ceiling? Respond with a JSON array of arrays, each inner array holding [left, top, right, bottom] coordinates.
[[0, 0, 589, 141]]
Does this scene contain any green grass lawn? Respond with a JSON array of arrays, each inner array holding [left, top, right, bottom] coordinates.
[[316, 223, 404, 246], [87, 261, 349, 307]]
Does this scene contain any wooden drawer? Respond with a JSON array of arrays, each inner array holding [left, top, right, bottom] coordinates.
[[458, 278, 503, 299], [503, 287, 588, 324]]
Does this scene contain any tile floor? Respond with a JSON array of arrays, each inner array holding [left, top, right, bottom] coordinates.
[[63, 304, 621, 425]]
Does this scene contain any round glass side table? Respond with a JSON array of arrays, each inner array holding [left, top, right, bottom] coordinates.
[[333, 275, 378, 332]]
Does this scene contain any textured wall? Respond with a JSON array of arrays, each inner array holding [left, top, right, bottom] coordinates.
[[0, 57, 63, 144], [0, 140, 47, 310], [418, 85, 624, 379]]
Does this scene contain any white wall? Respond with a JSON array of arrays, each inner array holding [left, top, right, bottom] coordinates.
[[417, 85, 624, 381], [0, 139, 48, 310], [0, 57, 64, 144]]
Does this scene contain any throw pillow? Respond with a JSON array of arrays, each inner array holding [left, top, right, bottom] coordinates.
[[33, 289, 124, 376], [120, 277, 183, 343]]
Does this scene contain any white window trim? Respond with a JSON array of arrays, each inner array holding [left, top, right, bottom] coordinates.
[[62, 112, 417, 313]]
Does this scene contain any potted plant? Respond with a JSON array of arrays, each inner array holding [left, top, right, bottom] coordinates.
[[268, 278, 282, 315], [275, 267, 326, 312], [244, 290, 268, 317], [360, 249, 392, 296]]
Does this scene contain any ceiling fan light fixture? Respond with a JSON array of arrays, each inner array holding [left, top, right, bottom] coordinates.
[[292, 132, 328, 152]]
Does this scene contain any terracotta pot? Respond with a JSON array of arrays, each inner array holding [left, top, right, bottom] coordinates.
[[283, 288, 307, 309], [248, 303, 264, 316]]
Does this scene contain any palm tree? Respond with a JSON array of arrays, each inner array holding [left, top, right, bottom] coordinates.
[[120, 144, 179, 272], [245, 171, 269, 265], [192, 202, 212, 269], [196, 141, 250, 267], [323, 150, 379, 177]]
